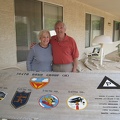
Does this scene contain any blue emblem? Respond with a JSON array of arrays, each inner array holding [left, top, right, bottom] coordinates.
[[39, 94, 59, 109], [0, 91, 6, 101], [11, 91, 31, 109]]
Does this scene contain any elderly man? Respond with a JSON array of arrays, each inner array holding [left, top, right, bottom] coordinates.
[[50, 21, 79, 72]]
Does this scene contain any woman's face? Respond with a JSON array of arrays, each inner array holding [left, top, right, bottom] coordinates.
[[40, 32, 50, 46]]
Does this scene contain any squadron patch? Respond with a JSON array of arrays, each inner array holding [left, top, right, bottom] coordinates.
[[0, 91, 7, 101], [11, 88, 31, 109], [67, 95, 87, 110], [30, 77, 50, 89], [39, 94, 59, 109], [97, 76, 120, 89]]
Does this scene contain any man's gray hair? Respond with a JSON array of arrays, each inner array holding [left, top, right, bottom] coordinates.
[[54, 20, 66, 29]]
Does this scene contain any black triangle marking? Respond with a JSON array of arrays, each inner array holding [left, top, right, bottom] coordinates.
[[97, 76, 120, 89]]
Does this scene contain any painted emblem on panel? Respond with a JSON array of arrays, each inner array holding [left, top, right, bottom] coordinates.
[[30, 77, 50, 89], [39, 94, 59, 109], [11, 88, 31, 109], [67, 95, 87, 110], [0, 91, 7, 101], [97, 76, 120, 89]]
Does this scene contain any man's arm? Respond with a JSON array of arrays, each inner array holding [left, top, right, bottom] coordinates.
[[72, 58, 78, 72]]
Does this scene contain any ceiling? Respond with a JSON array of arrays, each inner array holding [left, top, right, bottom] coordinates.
[[77, 0, 120, 19]]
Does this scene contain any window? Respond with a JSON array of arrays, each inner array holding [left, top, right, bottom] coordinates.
[[113, 21, 120, 42], [85, 13, 104, 47], [14, 0, 63, 62]]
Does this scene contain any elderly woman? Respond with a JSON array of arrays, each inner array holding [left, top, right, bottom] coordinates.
[[26, 30, 53, 72]]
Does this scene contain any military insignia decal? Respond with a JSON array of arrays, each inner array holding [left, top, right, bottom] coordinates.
[[67, 95, 87, 110], [39, 94, 59, 109], [11, 88, 31, 109], [0, 91, 7, 101], [97, 76, 120, 89], [30, 77, 50, 89]]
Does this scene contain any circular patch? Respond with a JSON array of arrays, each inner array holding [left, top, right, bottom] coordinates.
[[39, 94, 59, 109], [67, 95, 87, 110]]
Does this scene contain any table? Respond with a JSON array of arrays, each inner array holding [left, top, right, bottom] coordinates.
[[0, 69, 120, 120]]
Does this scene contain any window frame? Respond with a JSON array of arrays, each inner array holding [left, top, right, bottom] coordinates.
[[14, 0, 63, 62], [113, 20, 120, 42], [85, 13, 104, 48]]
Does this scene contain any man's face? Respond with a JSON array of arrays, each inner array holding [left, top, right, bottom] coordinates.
[[55, 22, 66, 37]]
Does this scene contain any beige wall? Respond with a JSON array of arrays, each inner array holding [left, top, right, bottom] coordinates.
[[0, 0, 120, 69], [0, 0, 17, 69]]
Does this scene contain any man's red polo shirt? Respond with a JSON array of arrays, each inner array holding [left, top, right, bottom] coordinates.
[[50, 34, 79, 64]]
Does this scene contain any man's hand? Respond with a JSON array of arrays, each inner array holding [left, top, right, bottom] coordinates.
[[30, 42, 37, 49]]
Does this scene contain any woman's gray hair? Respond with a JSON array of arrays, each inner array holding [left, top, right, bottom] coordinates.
[[38, 30, 51, 39]]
